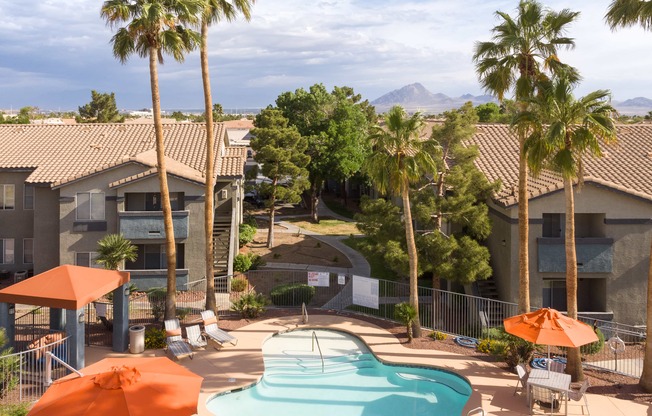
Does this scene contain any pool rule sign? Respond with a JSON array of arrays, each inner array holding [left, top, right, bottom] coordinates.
[[307, 271, 330, 287]]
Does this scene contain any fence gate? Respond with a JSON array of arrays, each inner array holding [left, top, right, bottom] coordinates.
[[85, 302, 113, 347]]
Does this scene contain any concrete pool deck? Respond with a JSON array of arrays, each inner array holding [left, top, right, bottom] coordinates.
[[85, 314, 651, 415]]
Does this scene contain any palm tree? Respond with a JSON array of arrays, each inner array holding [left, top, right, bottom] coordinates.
[[364, 105, 438, 338], [605, 0, 652, 391], [199, 0, 254, 314], [96, 234, 138, 270], [473, 0, 579, 314], [101, 0, 202, 320], [521, 76, 617, 381]]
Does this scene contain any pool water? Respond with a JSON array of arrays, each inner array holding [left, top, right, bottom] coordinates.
[[206, 329, 472, 416]]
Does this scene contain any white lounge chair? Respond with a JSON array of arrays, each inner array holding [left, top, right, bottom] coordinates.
[[164, 318, 193, 360], [186, 324, 207, 350], [200, 310, 237, 347], [567, 379, 590, 415]]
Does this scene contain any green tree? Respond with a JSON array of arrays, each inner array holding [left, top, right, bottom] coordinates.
[[475, 102, 501, 122], [101, 0, 202, 320], [0, 107, 34, 124], [605, 0, 652, 391], [77, 90, 124, 123], [363, 105, 438, 338], [251, 108, 310, 248], [521, 76, 617, 381], [96, 234, 138, 270], [414, 102, 497, 288], [473, 0, 580, 314], [276, 84, 373, 222], [198, 0, 254, 315], [170, 111, 188, 121]]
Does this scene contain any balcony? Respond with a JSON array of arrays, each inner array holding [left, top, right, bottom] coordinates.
[[537, 237, 613, 273], [118, 211, 189, 240]]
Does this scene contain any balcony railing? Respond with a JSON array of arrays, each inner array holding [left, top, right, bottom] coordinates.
[[537, 237, 614, 273], [118, 210, 189, 240]]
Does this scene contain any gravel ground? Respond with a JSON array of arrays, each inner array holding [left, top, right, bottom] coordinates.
[[217, 308, 652, 405]]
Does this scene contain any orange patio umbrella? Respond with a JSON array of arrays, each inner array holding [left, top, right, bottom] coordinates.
[[503, 308, 598, 369], [27, 357, 203, 416]]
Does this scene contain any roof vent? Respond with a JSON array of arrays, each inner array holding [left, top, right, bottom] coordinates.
[[648, 151, 652, 159]]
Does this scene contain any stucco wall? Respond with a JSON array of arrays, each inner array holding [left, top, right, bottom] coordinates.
[[33, 186, 59, 274], [489, 183, 652, 325], [0, 172, 35, 274]]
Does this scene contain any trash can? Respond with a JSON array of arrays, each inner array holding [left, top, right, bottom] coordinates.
[[129, 325, 145, 354]]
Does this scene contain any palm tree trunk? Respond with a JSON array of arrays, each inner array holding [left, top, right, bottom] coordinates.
[[432, 171, 445, 290], [149, 47, 177, 320], [518, 133, 530, 314], [310, 179, 320, 223], [200, 20, 217, 313], [402, 179, 421, 338], [640, 236, 652, 392], [563, 176, 583, 381]]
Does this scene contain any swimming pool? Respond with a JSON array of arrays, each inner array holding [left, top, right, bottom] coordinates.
[[206, 328, 472, 416]]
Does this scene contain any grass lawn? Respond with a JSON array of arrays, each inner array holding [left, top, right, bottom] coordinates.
[[287, 218, 360, 235]]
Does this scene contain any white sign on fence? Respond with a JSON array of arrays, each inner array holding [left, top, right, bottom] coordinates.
[[352, 275, 379, 309], [337, 274, 346, 285], [307, 271, 330, 287]]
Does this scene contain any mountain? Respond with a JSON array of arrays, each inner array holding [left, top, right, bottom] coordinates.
[[618, 97, 652, 107], [371, 83, 496, 113]]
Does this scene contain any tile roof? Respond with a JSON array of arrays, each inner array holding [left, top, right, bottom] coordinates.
[[219, 147, 247, 178], [468, 124, 652, 207], [0, 123, 244, 187]]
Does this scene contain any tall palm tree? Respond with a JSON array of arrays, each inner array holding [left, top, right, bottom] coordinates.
[[473, 0, 580, 314], [364, 105, 438, 338], [521, 76, 617, 381], [101, 0, 202, 320], [96, 234, 138, 270], [605, 0, 652, 391], [199, 0, 254, 314]]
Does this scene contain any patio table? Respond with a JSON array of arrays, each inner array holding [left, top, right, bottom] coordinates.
[[527, 368, 571, 415]]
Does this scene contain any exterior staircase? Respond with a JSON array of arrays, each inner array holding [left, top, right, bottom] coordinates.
[[473, 277, 503, 329], [212, 217, 231, 275]]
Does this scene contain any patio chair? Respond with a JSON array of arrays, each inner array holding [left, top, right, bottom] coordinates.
[[531, 385, 560, 415], [567, 379, 590, 416], [186, 324, 207, 350], [514, 363, 529, 395], [201, 310, 238, 348], [164, 318, 193, 360], [549, 360, 565, 374]]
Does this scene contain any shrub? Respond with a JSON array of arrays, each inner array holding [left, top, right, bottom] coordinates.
[[0, 329, 19, 401], [580, 327, 605, 355], [239, 223, 257, 247], [503, 337, 535, 369], [0, 403, 29, 416], [176, 307, 190, 321], [429, 331, 447, 341], [231, 278, 248, 292], [147, 288, 167, 322], [233, 254, 253, 272], [249, 254, 266, 270], [270, 283, 315, 307], [477, 338, 496, 354], [394, 302, 418, 342], [231, 291, 269, 319], [144, 326, 167, 349]]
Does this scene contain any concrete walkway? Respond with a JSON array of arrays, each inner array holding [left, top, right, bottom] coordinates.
[[260, 199, 371, 276], [85, 313, 650, 416]]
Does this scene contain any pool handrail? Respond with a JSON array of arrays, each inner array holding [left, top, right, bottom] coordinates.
[[466, 407, 485, 416], [311, 331, 324, 373], [302, 302, 308, 324]]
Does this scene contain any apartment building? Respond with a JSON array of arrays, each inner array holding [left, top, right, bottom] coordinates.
[[0, 122, 245, 290]]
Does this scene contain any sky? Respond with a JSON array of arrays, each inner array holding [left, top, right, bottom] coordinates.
[[0, 0, 650, 112]]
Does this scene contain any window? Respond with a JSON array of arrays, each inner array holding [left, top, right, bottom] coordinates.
[[76, 192, 105, 220], [75, 252, 102, 268], [24, 184, 34, 210], [125, 192, 184, 211], [542, 280, 567, 311], [23, 239, 33, 264], [0, 239, 15, 264], [542, 214, 562, 238], [126, 244, 185, 270], [0, 185, 15, 210]]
